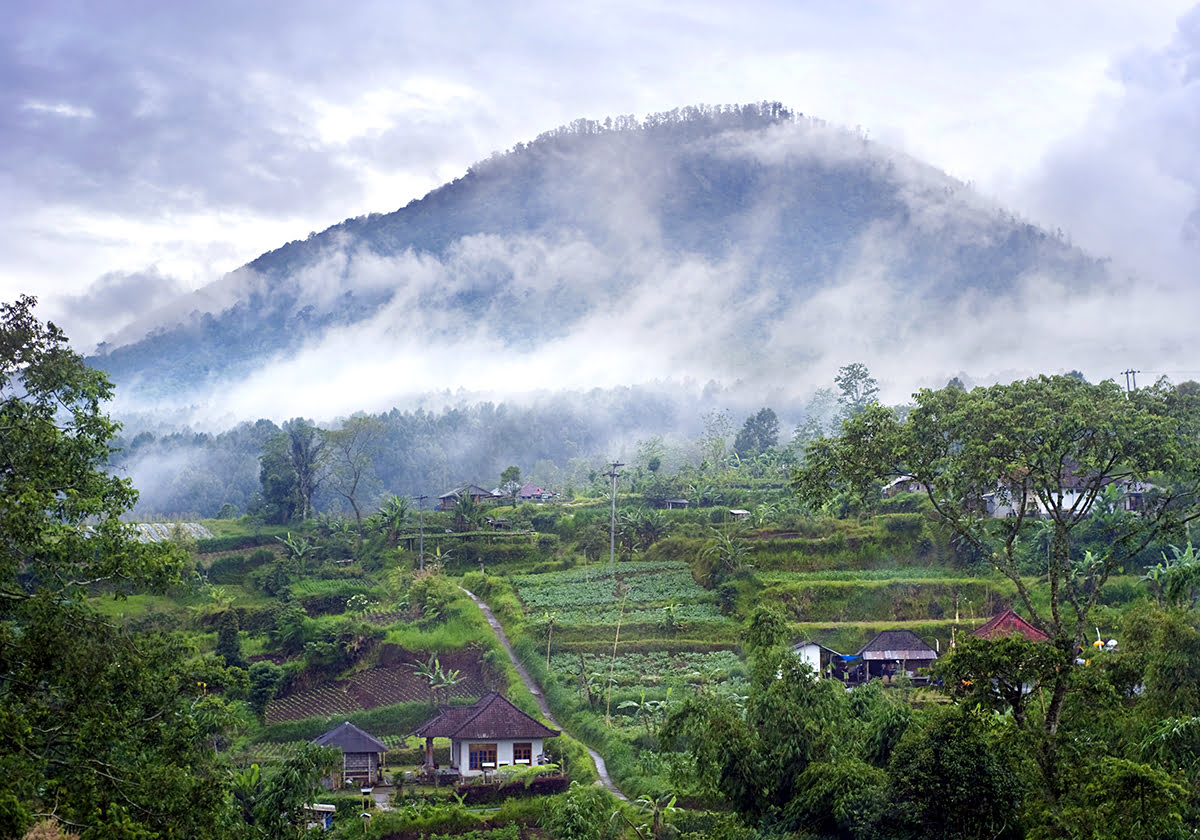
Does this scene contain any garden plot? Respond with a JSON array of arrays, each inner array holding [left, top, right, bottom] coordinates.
[[265, 651, 493, 724], [512, 561, 728, 628]]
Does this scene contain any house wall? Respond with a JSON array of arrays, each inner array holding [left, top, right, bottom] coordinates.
[[451, 738, 545, 777], [795, 643, 821, 674]]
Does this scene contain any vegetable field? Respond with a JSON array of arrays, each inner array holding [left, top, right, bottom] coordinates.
[[265, 654, 493, 724]]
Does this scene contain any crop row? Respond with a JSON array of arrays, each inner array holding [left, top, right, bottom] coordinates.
[[266, 685, 360, 723], [550, 649, 749, 691], [551, 603, 729, 627], [514, 562, 710, 610], [265, 663, 490, 724]]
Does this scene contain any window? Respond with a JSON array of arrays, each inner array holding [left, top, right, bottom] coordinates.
[[513, 742, 533, 764], [469, 743, 497, 770]]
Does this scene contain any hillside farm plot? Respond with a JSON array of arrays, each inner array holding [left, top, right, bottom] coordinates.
[[265, 650, 493, 724], [547, 649, 750, 742], [512, 561, 728, 627], [550, 650, 747, 691]]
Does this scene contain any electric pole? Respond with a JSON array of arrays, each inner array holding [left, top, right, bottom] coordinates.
[[1122, 369, 1140, 394], [416, 495, 428, 570], [604, 461, 624, 571]]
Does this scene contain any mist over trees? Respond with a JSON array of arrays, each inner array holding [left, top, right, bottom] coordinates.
[[86, 101, 1110, 420]]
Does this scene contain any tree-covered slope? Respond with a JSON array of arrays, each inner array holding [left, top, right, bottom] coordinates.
[[89, 102, 1107, 400]]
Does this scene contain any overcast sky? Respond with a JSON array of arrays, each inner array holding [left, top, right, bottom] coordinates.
[[4, 1, 1199, 382]]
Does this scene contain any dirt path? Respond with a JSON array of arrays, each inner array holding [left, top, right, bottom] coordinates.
[[458, 587, 628, 801]]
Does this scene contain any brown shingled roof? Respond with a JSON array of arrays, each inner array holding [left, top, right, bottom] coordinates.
[[313, 721, 388, 753], [972, 609, 1049, 642], [412, 692, 559, 740]]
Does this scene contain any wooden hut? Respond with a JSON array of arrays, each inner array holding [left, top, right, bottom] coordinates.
[[313, 721, 388, 787]]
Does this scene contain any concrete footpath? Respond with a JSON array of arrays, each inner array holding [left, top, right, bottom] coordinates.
[[458, 587, 628, 801]]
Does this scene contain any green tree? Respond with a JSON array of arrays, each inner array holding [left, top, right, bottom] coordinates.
[[733, 407, 779, 458], [229, 742, 338, 838], [247, 660, 284, 722], [834, 361, 880, 419], [501, 464, 522, 506], [215, 609, 246, 668], [0, 296, 227, 836], [661, 648, 848, 831], [376, 494, 410, 545], [884, 705, 1025, 840], [326, 415, 384, 552], [258, 417, 330, 523]]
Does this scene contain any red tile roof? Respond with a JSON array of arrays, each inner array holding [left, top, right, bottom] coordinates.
[[972, 609, 1049, 642], [413, 692, 559, 740]]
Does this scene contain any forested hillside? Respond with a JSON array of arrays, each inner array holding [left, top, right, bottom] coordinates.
[[88, 102, 1107, 405]]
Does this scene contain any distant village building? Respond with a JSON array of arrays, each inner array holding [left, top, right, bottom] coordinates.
[[971, 609, 1049, 642], [856, 629, 938, 681], [517, 482, 552, 501], [437, 485, 497, 511]]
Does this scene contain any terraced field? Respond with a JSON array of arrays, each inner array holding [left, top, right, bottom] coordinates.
[[265, 650, 494, 724]]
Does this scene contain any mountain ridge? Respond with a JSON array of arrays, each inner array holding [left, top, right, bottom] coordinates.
[[88, 102, 1108, 406]]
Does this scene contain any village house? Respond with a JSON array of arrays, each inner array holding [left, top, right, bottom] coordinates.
[[412, 692, 559, 779], [971, 608, 1049, 642], [856, 629, 938, 682], [437, 485, 497, 511]]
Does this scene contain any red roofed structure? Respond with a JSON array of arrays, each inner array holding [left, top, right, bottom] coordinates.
[[972, 609, 1049, 642], [413, 692, 558, 777]]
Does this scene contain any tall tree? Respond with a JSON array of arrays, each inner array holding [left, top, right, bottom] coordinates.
[[501, 464, 522, 507], [284, 417, 329, 520], [833, 362, 880, 419], [0, 297, 230, 836], [733, 407, 779, 458], [326, 415, 384, 551]]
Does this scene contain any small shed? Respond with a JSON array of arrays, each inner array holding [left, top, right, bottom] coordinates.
[[313, 721, 388, 787], [413, 692, 559, 778], [663, 499, 689, 510], [972, 609, 1049, 642], [857, 629, 938, 680]]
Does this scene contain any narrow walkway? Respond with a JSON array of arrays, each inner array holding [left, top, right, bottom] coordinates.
[[458, 587, 628, 801]]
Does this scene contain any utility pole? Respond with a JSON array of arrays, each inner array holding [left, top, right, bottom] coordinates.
[[1122, 369, 1141, 395], [416, 495, 428, 571], [604, 461, 624, 571]]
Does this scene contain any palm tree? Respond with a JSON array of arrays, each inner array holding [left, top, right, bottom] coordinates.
[[377, 495, 410, 545], [453, 493, 485, 532]]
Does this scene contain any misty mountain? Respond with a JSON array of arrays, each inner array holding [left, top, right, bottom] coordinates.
[[88, 102, 1107, 405]]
